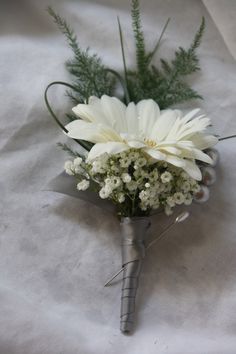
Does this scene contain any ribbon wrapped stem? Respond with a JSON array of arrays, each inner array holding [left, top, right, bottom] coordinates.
[[120, 217, 151, 334]]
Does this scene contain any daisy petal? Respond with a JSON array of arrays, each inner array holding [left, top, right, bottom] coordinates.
[[192, 149, 213, 164], [101, 95, 127, 132], [151, 110, 177, 141], [165, 155, 186, 168], [126, 102, 138, 135], [179, 147, 213, 164], [183, 160, 202, 180], [87, 142, 129, 160], [127, 141, 146, 148], [145, 148, 166, 161], [65, 120, 105, 143], [191, 134, 218, 150], [65, 120, 121, 143], [159, 146, 182, 155], [72, 102, 108, 126], [182, 108, 201, 123], [137, 99, 160, 136]]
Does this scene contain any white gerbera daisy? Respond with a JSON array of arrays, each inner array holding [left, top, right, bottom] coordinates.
[[65, 95, 218, 180]]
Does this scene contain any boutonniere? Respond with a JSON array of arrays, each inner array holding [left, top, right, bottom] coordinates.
[[45, 0, 234, 333]]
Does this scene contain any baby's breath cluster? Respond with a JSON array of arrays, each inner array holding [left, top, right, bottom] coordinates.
[[64, 149, 200, 217], [64, 157, 90, 191]]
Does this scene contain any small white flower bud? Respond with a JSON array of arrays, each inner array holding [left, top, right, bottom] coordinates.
[[121, 173, 131, 183], [160, 171, 172, 183], [118, 193, 125, 203], [77, 180, 90, 191], [74, 157, 83, 166], [64, 161, 74, 175]]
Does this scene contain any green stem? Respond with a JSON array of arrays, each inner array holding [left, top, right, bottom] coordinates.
[[105, 69, 130, 104], [219, 135, 236, 141], [147, 18, 170, 64], [117, 17, 129, 96], [44, 81, 91, 151]]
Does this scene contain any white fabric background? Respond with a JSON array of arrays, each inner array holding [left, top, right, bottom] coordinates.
[[203, 0, 236, 59], [1, 0, 236, 353]]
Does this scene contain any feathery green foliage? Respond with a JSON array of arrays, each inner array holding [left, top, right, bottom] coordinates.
[[47, 2, 205, 118], [47, 7, 115, 104], [128, 0, 205, 108], [57, 142, 84, 158], [131, 0, 148, 81]]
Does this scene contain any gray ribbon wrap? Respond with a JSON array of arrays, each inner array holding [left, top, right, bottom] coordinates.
[[120, 217, 151, 334], [45, 172, 116, 213]]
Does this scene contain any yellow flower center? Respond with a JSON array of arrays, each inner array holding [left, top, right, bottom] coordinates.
[[144, 138, 157, 148]]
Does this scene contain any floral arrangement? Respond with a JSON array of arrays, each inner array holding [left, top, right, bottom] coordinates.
[[44, 1, 229, 334], [63, 98, 214, 217]]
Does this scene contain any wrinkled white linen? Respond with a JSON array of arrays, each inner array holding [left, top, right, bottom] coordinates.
[[204, 0, 236, 59], [1, 0, 236, 353]]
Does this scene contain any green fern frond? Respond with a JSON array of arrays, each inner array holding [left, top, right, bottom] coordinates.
[[47, 7, 115, 102], [47, 7, 79, 54], [48, 5, 206, 113], [157, 82, 202, 108], [165, 17, 205, 82], [66, 90, 81, 104], [160, 59, 172, 75], [57, 143, 83, 157], [131, 0, 147, 79], [127, 17, 205, 108], [190, 17, 205, 52]]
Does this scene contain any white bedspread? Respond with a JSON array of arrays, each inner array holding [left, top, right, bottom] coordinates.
[[1, 0, 236, 353]]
